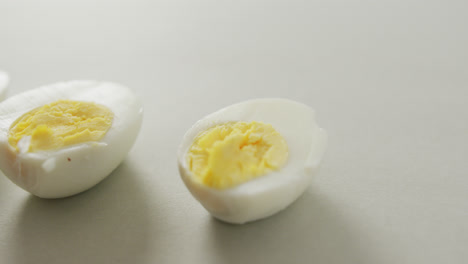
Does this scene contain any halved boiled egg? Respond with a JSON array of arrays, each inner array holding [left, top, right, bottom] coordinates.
[[177, 98, 327, 224], [0, 81, 142, 198], [0, 71, 9, 101]]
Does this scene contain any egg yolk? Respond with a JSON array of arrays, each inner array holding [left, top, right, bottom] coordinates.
[[8, 100, 113, 153], [187, 121, 289, 189]]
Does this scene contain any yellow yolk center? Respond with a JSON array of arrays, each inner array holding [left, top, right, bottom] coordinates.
[[187, 121, 289, 189], [8, 100, 114, 153]]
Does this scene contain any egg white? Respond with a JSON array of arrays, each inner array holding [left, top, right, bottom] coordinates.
[[178, 98, 327, 224], [0, 80, 143, 198], [0, 71, 9, 101]]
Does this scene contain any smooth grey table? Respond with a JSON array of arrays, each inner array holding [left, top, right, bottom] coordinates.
[[1, 0, 467, 263]]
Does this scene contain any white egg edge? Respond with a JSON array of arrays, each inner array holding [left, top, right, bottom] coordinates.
[[0, 80, 143, 198], [0, 71, 9, 101], [177, 98, 328, 224]]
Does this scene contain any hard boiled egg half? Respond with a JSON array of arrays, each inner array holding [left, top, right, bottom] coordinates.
[[178, 98, 327, 224], [0, 81, 142, 198], [0, 71, 9, 101]]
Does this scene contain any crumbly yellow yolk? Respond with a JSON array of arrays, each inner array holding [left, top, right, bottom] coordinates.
[[8, 100, 113, 153], [187, 121, 289, 189]]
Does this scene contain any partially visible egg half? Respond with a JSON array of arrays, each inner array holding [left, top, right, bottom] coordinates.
[[0, 71, 9, 101], [0, 81, 142, 198], [177, 98, 327, 224]]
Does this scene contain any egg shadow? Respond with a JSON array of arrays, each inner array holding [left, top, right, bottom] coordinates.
[[10, 160, 153, 264], [207, 189, 378, 264], [0, 171, 14, 195]]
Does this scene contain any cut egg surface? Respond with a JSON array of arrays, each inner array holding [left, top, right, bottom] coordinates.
[[178, 98, 327, 224], [0, 81, 143, 198]]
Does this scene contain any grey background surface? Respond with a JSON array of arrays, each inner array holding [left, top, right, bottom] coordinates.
[[1, 0, 467, 263]]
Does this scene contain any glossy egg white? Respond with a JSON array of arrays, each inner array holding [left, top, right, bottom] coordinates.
[[0, 80, 143, 198], [0, 71, 9, 101], [178, 98, 327, 224]]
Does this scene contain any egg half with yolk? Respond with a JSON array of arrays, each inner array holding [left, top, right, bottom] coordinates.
[[178, 98, 327, 224], [0, 80, 142, 198]]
